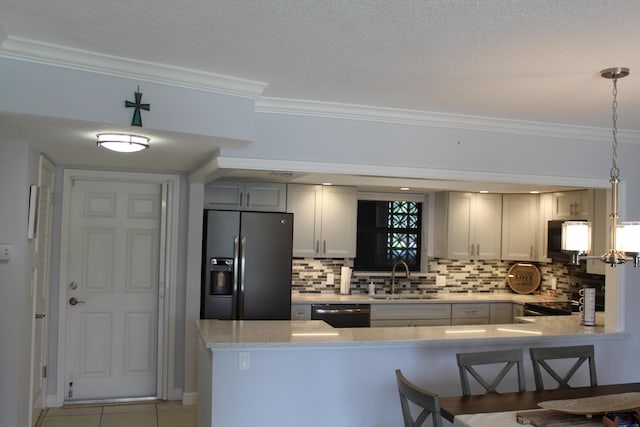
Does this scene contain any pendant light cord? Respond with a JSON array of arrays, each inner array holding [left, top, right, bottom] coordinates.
[[611, 77, 619, 180]]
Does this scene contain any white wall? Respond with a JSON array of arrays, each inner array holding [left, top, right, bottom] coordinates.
[[204, 333, 635, 427], [0, 57, 257, 141], [2, 55, 640, 420], [0, 141, 39, 426]]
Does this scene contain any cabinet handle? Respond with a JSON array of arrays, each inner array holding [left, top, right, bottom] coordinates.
[[464, 309, 479, 314], [323, 240, 326, 254], [476, 244, 480, 256], [470, 243, 475, 256], [246, 193, 250, 207], [316, 240, 320, 254], [530, 245, 534, 258], [239, 192, 244, 207]]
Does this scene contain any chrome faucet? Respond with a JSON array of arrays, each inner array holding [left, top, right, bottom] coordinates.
[[391, 260, 410, 295]]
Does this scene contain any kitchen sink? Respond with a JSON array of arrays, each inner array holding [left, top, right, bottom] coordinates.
[[368, 294, 435, 300]]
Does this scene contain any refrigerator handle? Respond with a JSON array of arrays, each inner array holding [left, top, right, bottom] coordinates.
[[233, 236, 240, 319], [239, 236, 247, 318]]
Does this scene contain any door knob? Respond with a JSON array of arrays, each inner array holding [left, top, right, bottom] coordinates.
[[69, 297, 85, 306]]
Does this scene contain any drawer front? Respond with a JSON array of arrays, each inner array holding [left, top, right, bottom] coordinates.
[[451, 303, 490, 319], [451, 317, 489, 325], [371, 303, 452, 320], [412, 318, 451, 326], [370, 319, 413, 327]]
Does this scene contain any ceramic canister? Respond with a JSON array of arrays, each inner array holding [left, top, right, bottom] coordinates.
[[579, 287, 596, 326]]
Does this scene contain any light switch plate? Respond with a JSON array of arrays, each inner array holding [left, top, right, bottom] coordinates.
[[327, 273, 334, 285], [436, 275, 446, 286], [239, 352, 251, 370], [0, 244, 13, 261]]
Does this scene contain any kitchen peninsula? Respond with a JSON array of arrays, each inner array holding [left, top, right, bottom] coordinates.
[[196, 313, 623, 427]]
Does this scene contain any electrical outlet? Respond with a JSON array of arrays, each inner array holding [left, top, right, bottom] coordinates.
[[550, 277, 557, 290], [436, 275, 446, 287], [327, 273, 334, 285], [239, 352, 251, 370], [0, 244, 13, 261]]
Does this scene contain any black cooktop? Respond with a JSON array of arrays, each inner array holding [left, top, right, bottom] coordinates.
[[524, 301, 575, 315]]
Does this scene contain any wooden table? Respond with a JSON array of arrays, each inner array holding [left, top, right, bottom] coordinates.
[[439, 383, 640, 423]]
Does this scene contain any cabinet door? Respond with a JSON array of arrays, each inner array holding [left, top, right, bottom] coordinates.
[[451, 317, 489, 325], [537, 193, 554, 262], [502, 194, 537, 261], [587, 189, 607, 275], [204, 181, 243, 210], [512, 303, 524, 321], [205, 181, 286, 211], [370, 319, 413, 327], [287, 184, 322, 257], [447, 193, 474, 258], [291, 304, 311, 320], [245, 182, 287, 212], [320, 186, 357, 258], [451, 303, 490, 320], [489, 303, 513, 324], [552, 190, 591, 219], [472, 193, 502, 259]]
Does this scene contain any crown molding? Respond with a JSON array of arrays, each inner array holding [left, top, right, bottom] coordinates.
[[256, 97, 640, 144], [0, 36, 268, 99]]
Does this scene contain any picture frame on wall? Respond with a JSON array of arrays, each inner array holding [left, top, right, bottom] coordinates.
[[27, 185, 39, 240]]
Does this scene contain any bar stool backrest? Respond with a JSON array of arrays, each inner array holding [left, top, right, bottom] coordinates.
[[395, 369, 444, 427], [529, 345, 597, 391], [456, 348, 526, 396]]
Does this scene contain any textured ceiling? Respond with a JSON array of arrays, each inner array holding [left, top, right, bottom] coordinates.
[[1, 0, 640, 187]]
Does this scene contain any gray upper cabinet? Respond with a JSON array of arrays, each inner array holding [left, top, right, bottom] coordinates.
[[204, 181, 287, 212], [287, 184, 357, 258], [434, 192, 502, 260], [501, 194, 538, 261], [552, 190, 591, 220], [587, 189, 607, 275]]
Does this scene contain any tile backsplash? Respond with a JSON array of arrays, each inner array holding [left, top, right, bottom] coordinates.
[[292, 258, 600, 299]]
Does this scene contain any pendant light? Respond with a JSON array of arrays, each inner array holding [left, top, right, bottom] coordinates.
[[563, 67, 640, 267]]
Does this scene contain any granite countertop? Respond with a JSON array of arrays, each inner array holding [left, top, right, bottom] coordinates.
[[291, 292, 563, 305], [197, 313, 619, 350]]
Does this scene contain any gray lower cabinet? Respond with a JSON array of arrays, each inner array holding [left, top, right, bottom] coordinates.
[[291, 304, 311, 320], [293, 301, 520, 325], [451, 303, 490, 325], [512, 303, 524, 321], [489, 303, 513, 324], [370, 303, 452, 327]]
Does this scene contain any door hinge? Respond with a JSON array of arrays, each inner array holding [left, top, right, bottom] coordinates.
[[42, 365, 47, 378]]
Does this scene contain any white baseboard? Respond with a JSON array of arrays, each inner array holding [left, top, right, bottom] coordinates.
[[182, 392, 197, 406], [46, 394, 60, 408]]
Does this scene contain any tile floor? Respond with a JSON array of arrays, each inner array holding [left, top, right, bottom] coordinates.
[[36, 402, 196, 427]]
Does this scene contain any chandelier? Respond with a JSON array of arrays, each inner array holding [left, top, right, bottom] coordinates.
[[563, 67, 640, 267]]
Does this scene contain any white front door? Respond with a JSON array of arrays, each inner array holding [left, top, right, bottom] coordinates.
[[30, 156, 54, 425], [64, 179, 161, 401]]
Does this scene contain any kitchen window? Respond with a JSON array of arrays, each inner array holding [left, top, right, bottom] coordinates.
[[355, 200, 422, 271]]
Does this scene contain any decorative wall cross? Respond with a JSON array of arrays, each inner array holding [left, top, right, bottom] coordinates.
[[125, 86, 150, 127]]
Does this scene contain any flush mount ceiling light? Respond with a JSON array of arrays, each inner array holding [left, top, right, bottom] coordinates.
[[563, 67, 640, 267], [96, 133, 150, 153]]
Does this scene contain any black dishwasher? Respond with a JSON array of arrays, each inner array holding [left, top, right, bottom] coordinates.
[[311, 304, 371, 328]]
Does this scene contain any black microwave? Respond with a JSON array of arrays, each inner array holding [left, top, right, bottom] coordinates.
[[547, 220, 584, 262]]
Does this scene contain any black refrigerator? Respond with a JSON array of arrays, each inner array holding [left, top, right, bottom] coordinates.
[[201, 210, 293, 320]]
